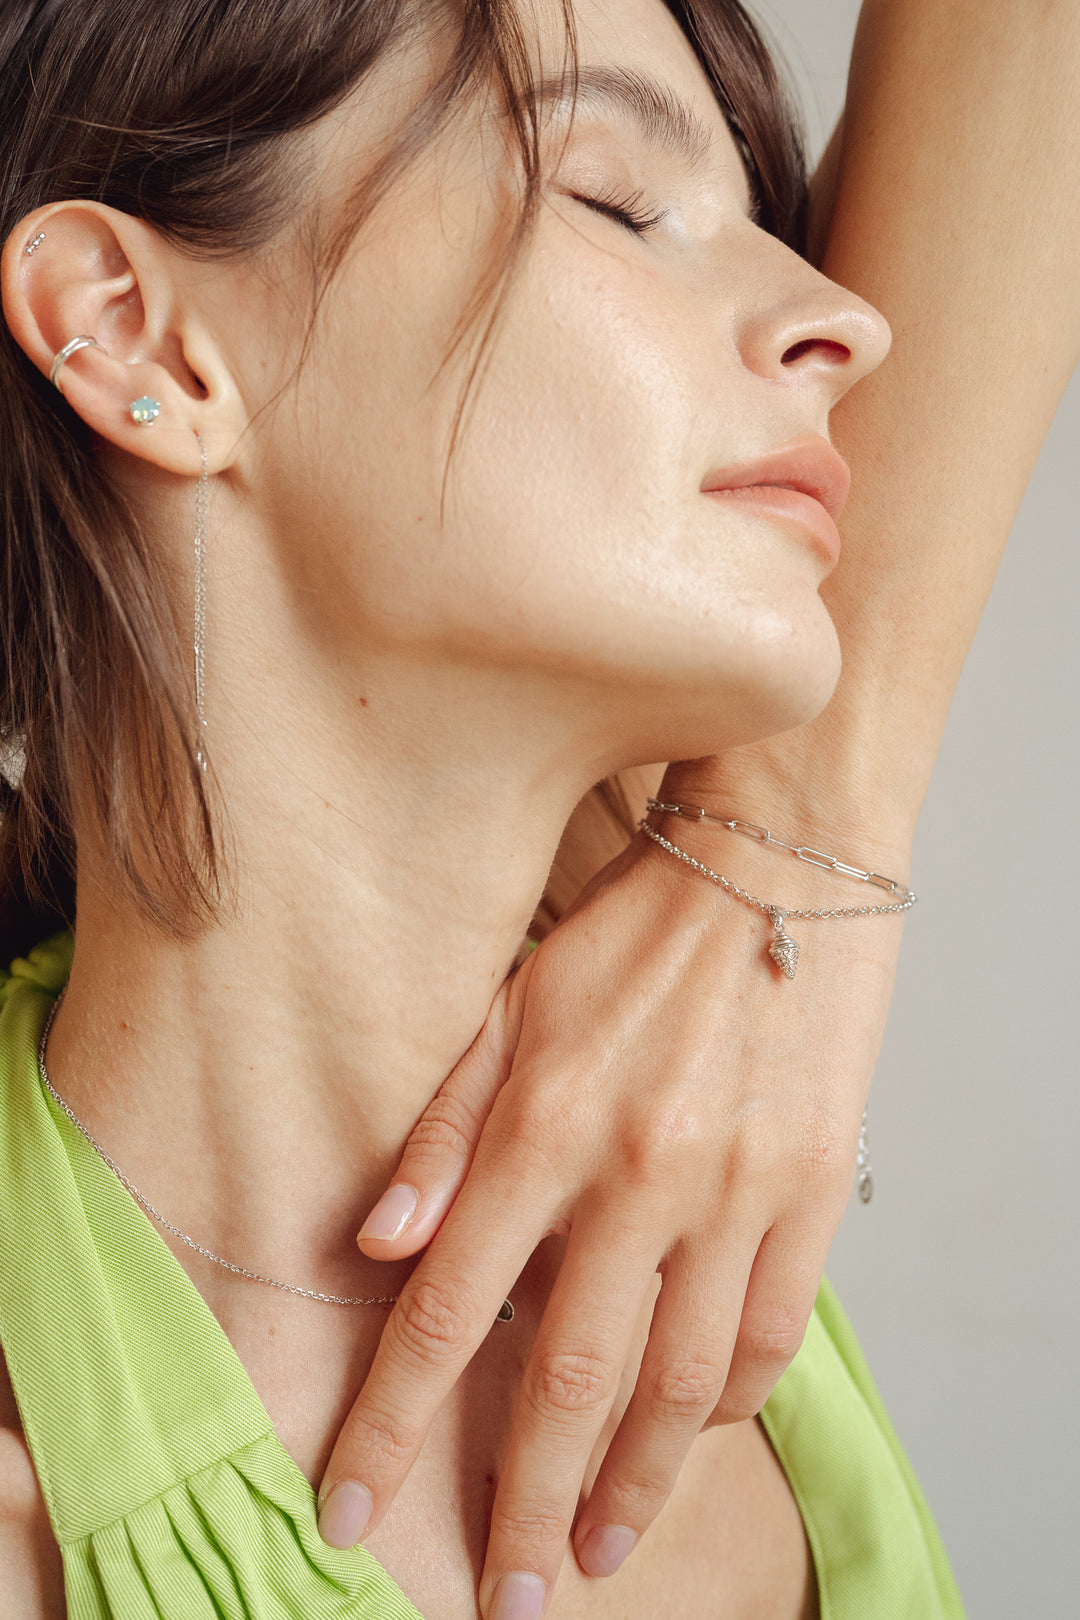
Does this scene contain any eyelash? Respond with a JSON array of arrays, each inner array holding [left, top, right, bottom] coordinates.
[[574, 186, 665, 236]]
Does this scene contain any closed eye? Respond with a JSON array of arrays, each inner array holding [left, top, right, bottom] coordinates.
[[572, 186, 666, 236]]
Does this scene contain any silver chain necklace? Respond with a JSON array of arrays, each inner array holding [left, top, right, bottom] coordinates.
[[36, 992, 516, 1317]]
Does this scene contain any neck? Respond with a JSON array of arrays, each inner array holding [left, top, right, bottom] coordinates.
[[47, 646, 607, 1302]]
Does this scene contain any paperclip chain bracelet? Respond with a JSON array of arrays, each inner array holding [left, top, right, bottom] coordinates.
[[640, 797, 917, 981]]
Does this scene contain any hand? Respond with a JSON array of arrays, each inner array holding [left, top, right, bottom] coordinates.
[[317, 819, 906, 1616]]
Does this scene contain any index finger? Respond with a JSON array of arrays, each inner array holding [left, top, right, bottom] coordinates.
[[316, 1135, 556, 1549]]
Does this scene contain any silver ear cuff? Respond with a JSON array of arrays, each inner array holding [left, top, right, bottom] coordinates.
[[24, 232, 46, 256], [49, 334, 100, 392]]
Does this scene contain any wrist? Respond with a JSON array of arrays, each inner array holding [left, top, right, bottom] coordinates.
[[658, 730, 920, 879], [633, 805, 912, 983]]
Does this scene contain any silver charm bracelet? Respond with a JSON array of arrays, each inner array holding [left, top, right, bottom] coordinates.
[[641, 798, 917, 981], [640, 799, 916, 1205]]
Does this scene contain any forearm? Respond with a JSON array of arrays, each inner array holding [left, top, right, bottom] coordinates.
[[666, 0, 1080, 856]]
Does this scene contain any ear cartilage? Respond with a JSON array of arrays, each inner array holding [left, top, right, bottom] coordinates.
[[24, 232, 46, 255], [129, 396, 161, 426]]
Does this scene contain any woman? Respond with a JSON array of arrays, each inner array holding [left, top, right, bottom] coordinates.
[[0, 3, 1075, 1619]]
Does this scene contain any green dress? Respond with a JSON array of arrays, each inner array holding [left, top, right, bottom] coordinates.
[[0, 933, 966, 1619]]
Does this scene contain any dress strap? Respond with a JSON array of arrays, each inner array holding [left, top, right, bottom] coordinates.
[[0, 938, 270, 1543]]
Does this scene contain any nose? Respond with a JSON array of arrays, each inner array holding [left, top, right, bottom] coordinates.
[[735, 241, 892, 405]]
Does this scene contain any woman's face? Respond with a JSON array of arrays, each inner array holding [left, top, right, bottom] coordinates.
[[233, 0, 891, 768]]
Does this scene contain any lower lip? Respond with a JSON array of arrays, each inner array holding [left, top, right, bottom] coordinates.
[[703, 485, 841, 567]]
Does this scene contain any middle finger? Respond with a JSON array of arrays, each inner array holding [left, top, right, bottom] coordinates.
[[479, 1200, 665, 1620]]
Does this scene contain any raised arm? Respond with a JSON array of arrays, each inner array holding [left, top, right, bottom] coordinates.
[[318, 6, 1080, 1614], [667, 0, 1080, 846]]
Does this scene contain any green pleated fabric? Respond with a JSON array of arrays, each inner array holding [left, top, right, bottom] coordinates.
[[0, 932, 965, 1619]]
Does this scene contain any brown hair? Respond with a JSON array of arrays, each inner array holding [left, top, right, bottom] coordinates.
[[0, 0, 807, 958]]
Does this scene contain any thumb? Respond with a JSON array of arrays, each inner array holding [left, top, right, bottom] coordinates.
[[355, 951, 532, 1258]]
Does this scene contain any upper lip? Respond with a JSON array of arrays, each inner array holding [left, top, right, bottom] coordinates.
[[700, 435, 851, 525]]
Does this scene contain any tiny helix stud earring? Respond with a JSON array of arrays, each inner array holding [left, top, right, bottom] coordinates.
[[129, 395, 161, 426], [24, 232, 46, 255]]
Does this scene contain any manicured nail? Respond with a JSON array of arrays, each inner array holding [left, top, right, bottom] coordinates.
[[577, 1523, 638, 1577], [357, 1183, 418, 1243], [317, 1480, 373, 1548], [490, 1571, 546, 1620]]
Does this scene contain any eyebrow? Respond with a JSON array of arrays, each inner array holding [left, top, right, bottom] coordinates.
[[528, 65, 756, 219], [531, 65, 721, 178]]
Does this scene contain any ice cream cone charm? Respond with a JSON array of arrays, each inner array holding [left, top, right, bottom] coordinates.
[[768, 909, 800, 979]]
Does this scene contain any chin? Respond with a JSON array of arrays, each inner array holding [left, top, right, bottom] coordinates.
[[635, 608, 843, 761], [739, 622, 842, 746]]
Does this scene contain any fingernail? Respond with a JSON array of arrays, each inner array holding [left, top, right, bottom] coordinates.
[[357, 1183, 418, 1243], [577, 1523, 638, 1577], [490, 1571, 546, 1620], [317, 1480, 373, 1549]]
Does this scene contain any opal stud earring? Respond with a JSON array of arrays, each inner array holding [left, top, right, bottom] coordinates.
[[129, 396, 160, 426]]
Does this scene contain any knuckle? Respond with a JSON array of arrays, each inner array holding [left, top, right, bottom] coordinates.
[[490, 1502, 569, 1557], [598, 1462, 673, 1523], [714, 1393, 764, 1425], [739, 1309, 808, 1367], [616, 1098, 709, 1185], [505, 1080, 573, 1145], [524, 1345, 615, 1424], [492, 1088, 576, 1176], [406, 1092, 477, 1165], [389, 1279, 472, 1367], [341, 1401, 416, 1472], [647, 1357, 723, 1422]]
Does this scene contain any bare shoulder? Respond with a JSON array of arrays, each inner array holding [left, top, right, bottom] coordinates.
[[0, 1343, 66, 1619]]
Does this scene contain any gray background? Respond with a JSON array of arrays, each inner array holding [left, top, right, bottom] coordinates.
[[754, 3, 1078, 1615]]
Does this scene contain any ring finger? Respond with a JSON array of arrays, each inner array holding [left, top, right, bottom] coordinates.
[[570, 1229, 762, 1579]]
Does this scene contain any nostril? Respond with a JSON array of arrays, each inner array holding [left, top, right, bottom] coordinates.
[[781, 337, 851, 365]]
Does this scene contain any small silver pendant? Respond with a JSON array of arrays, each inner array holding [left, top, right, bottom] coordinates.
[[768, 910, 800, 979], [497, 1299, 515, 1322], [856, 1109, 873, 1203]]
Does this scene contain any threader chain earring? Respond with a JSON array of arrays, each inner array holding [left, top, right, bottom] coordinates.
[[48, 332, 203, 760], [193, 431, 209, 770]]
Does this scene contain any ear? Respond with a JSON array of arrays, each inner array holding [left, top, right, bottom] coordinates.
[[1, 202, 246, 475]]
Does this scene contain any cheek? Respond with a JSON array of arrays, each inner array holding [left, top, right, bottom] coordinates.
[[272, 204, 841, 751], [432, 233, 842, 726]]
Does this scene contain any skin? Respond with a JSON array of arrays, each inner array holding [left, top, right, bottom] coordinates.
[[2, 3, 1080, 1620]]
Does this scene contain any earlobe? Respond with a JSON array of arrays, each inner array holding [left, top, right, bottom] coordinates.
[[1, 201, 245, 476]]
